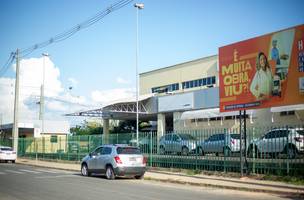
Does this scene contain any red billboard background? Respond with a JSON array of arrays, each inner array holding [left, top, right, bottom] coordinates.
[[219, 24, 304, 112]]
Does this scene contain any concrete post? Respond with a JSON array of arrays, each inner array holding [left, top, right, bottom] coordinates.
[[103, 119, 109, 144], [157, 113, 166, 152], [173, 112, 183, 131]]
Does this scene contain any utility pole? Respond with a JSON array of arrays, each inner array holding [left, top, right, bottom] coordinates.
[[12, 49, 20, 153], [39, 53, 48, 136]]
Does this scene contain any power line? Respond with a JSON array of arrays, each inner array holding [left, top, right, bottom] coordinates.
[[0, 0, 133, 77], [19, 0, 133, 57], [0, 53, 15, 77]]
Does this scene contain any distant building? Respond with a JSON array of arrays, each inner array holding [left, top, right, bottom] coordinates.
[[0, 120, 70, 138], [71, 55, 304, 137]]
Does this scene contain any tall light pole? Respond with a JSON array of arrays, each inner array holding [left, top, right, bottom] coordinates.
[[12, 49, 20, 152], [40, 53, 49, 135], [134, 3, 144, 146]]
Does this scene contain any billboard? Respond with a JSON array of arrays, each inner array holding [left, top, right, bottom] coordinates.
[[219, 24, 304, 112]]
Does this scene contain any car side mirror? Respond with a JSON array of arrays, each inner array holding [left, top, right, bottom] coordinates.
[[89, 153, 92, 157]]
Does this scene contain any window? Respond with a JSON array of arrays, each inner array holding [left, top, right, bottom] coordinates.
[[186, 82, 189, 88], [207, 77, 211, 85], [198, 79, 202, 86], [101, 147, 112, 155], [179, 134, 196, 140], [50, 136, 58, 143], [203, 78, 206, 86], [189, 81, 193, 88], [265, 131, 275, 139], [165, 134, 172, 140], [211, 76, 216, 84], [151, 83, 179, 94], [280, 111, 295, 116], [172, 135, 179, 141], [116, 147, 141, 154]]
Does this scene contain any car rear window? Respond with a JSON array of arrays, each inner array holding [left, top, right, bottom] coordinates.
[[231, 134, 240, 139], [0, 147, 12, 151], [116, 147, 141, 155]]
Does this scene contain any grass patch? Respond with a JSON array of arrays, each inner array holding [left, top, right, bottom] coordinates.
[[262, 174, 304, 185]]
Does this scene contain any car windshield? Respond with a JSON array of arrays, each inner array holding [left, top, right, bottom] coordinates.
[[0, 147, 12, 151], [179, 134, 196, 140], [116, 147, 141, 155], [296, 130, 304, 136]]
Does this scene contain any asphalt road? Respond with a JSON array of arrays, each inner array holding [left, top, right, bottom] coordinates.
[[0, 163, 294, 200]]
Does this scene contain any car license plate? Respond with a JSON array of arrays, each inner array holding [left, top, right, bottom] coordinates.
[[6, 153, 11, 155], [129, 157, 136, 162]]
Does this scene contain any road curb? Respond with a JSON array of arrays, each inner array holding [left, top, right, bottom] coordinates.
[[16, 160, 304, 197], [143, 176, 304, 197]]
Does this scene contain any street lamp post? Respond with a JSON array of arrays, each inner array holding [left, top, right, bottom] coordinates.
[[40, 53, 49, 135], [134, 3, 144, 146]]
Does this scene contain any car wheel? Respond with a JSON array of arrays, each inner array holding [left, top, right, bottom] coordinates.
[[135, 174, 144, 179], [81, 164, 90, 176], [11, 160, 15, 163], [159, 146, 165, 155], [105, 166, 115, 180], [181, 147, 189, 156], [286, 146, 297, 159]]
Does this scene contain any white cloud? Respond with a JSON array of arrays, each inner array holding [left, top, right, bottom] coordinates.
[[46, 101, 66, 112], [91, 88, 135, 105], [68, 77, 78, 88], [0, 57, 88, 124], [116, 76, 130, 84]]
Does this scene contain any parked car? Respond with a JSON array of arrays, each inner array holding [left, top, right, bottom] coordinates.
[[197, 133, 240, 156], [0, 146, 16, 163], [129, 133, 157, 153], [247, 128, 304, 158], [81, 144, 146, 179], [159, 133, 197, 156]]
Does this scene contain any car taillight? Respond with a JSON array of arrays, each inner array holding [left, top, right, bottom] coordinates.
[[0, 151, 3, 154], [294, 137, 304, 142], [12, 151, 16, 154], [143, 157, 147, 165], [114, 156, 123, 164]]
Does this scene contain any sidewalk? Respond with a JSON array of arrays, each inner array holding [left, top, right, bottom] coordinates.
[[16, 158, 304, 197]]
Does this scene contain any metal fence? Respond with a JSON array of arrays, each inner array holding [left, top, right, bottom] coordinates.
[[6, 124, 304, 176]]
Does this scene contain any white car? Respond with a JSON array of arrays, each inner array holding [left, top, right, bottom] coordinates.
[[247, 128, 304, 158], [81, 144, 146, 179], [0, 146, 17, 163]]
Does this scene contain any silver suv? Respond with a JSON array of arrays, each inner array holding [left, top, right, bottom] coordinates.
[[197, 133, 240, 156], [81, 144, 146, 179], [159, 133, 197, 156], [247, 128, 304, 158]]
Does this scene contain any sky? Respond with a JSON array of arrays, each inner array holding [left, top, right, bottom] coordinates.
[[0, 0, 303, 125]]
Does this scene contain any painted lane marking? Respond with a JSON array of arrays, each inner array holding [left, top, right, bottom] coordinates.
[[5, 170, 24, 174], [19, 169, 42, 174]]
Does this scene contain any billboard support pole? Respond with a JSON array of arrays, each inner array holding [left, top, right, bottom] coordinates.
[[239, 109, 248, 176], [239, 110, 243, 177]]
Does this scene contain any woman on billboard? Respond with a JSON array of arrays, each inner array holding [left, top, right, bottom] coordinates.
[[250, 52, 273, 100]]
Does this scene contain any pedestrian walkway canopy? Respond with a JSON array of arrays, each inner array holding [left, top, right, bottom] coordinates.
[[66, 94, 157, 121]]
